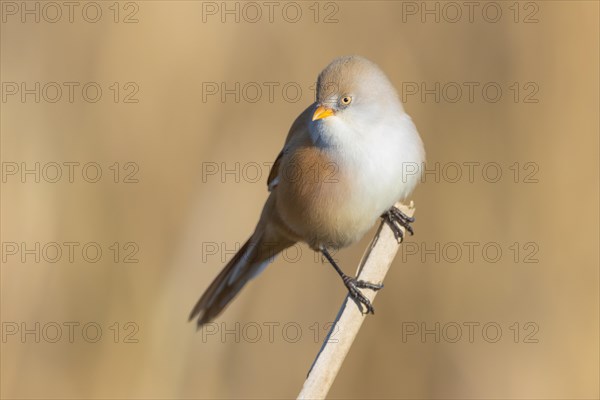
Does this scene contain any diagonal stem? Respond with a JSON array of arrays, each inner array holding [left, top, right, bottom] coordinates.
[[297, 201, 415, 400]]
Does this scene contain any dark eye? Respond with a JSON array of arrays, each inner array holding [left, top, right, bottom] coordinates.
[[340, 96, 352, 106]]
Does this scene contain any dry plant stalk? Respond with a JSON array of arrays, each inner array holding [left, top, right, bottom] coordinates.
[[297, 201, 415, 400]]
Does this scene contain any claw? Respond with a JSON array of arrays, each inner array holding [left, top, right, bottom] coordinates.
[[382, 206, 415, 242], [321, 247, 383, 315], [343, 276, 383, 314]]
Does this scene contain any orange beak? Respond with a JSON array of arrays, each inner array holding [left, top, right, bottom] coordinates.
[[312, 105, 335, 121]]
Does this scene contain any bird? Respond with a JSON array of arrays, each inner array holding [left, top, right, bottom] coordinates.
[[190, 55, 425, 328]]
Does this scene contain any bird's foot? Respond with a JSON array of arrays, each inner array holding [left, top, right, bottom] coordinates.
[[382, 206, 415, 242], [342, 275, 383, 314]]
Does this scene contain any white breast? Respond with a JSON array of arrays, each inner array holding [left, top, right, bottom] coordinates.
[[306, 110, 425, 247]]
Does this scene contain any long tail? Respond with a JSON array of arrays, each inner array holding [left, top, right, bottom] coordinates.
[[189, 230, 294, 328]]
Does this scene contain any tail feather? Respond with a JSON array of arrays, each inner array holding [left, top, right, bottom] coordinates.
[[189, 233, 293, 328]]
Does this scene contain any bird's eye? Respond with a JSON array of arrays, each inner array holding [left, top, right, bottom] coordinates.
[[340, 96, 352, 106]]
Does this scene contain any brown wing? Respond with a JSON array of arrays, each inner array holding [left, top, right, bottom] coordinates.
[[266, 103, 316, 192], [267, 150, 283, 191]]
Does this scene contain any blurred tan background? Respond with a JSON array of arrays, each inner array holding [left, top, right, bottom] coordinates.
[[1, 1, 598, 399]]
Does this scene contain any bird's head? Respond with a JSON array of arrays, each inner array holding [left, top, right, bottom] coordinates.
[[311, 55, 403, 131]]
